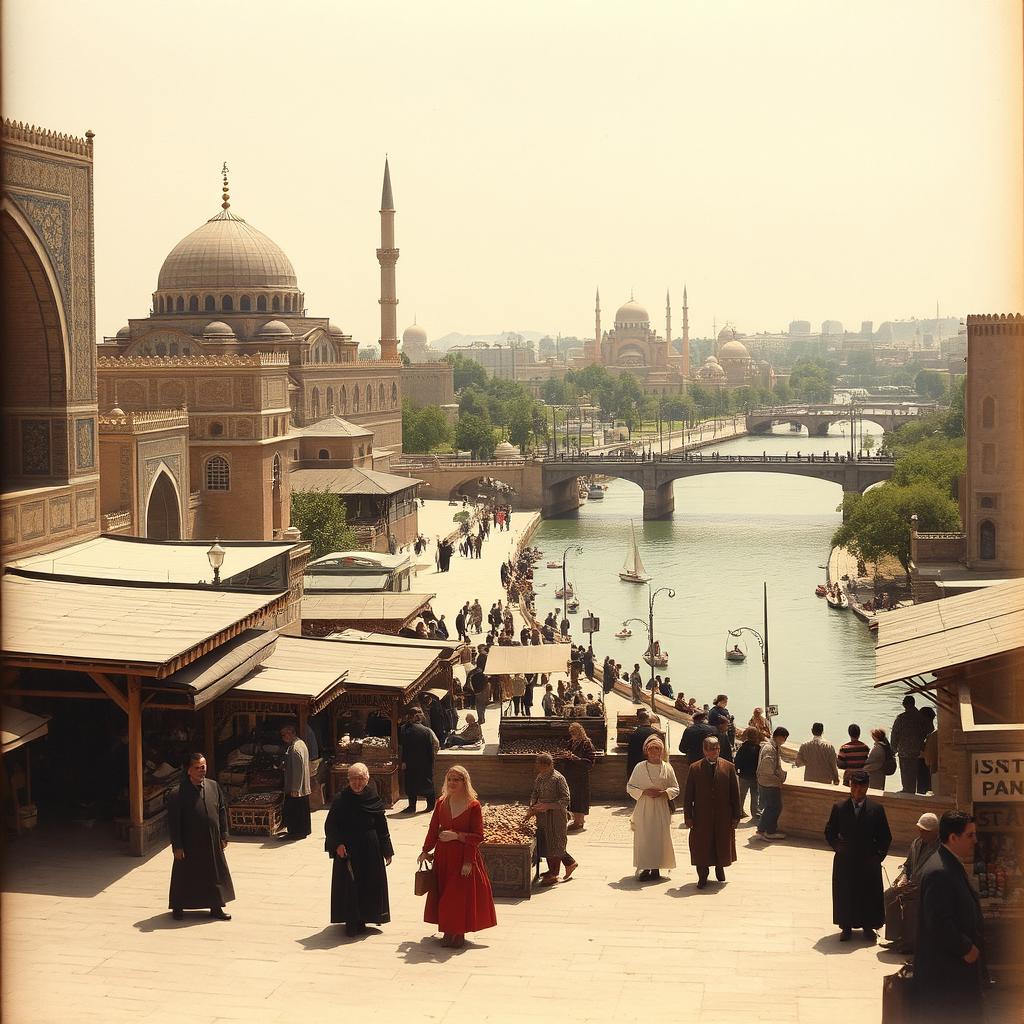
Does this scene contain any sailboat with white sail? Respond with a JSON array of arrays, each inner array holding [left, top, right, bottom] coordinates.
[[619, 521, 651, 584]]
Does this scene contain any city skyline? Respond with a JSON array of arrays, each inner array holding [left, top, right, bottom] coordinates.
[[3, 0, 1022, 347]]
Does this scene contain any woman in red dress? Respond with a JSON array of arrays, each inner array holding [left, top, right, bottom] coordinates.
[[418, 765, 497, 947]]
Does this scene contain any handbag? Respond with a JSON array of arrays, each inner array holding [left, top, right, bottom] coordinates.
[[414, 857, 435, 897], [881, 962, 913, 1024]]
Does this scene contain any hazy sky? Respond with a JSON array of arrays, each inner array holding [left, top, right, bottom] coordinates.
[[4, 0, 1022, 345]]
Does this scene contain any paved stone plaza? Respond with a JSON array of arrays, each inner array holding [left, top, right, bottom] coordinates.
[[3, 806, 913, 1024]]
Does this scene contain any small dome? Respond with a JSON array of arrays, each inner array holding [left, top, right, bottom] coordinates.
[[202, 320, 235, 338], [697, 358, 726, 381], [615, 299, 650, 325], [115, 325, 131, 339], [108, 405, 126, 417], [718, 325, 738, 342], [403, 323, 428, 345], [258, 319, 291, 337], [494, 440, 520, 460], [703, 354, 720, 364], [327, 323, 345, 336], [719, 339, 750, 359]]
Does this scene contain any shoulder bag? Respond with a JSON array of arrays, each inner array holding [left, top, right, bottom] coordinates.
[[414, 855, 436, 897]]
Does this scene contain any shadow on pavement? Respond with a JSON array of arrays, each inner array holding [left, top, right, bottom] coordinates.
[[811, 933, 878, 955], [296, 924, 376, 949], [133, 910, 229, 932], [395, 938, 489, 963]]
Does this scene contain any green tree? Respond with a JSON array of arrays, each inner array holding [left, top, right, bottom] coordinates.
[[402, 403, 453, 453], [445, 353, 488, 391], [290, 489, 358, 559], [890, 436, 966, 497], [542, 378, 568, 405], [831, 481, 960, 581], [455, 413, 497, 458], [915, 369, 948, 401], [789, 359, 835, 403]]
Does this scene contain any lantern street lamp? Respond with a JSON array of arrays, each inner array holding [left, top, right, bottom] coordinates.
[[207, 539, 226, 587], [561, 544, 583, 623]]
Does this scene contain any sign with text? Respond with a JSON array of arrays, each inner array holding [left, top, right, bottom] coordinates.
[[972, 753, 1024, 802]]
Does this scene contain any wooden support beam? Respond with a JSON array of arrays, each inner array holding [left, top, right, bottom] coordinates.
[[88, 672, 128, 712], [203, 704, 216, 775], [127, 676, 144, 854]]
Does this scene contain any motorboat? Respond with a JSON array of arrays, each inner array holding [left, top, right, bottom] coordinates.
[[619, 521, 651, 584], [614, 626, 632, 639], [587, 483, 605, 500]]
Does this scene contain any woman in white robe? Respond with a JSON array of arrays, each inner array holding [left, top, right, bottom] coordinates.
[[626, 734, 679, 880]]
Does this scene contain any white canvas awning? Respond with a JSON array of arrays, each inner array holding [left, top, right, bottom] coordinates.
[[482, 644, 572, 675], [1, 706, 50, 755]]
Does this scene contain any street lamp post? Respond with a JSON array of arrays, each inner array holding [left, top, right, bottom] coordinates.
[[207, 539, 226, 586], [728, 582, 772, 725], [561, 544, 583, 623], [646, 583, 675, 709]]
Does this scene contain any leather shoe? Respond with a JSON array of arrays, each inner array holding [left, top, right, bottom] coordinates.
[[862, 928, 876, 943], [210, 908, 231, 920], [715, 866, 726, 882], [840, 928, 852, 941], [171, 908, 183, 920]]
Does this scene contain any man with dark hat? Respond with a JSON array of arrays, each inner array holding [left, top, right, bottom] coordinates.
[[167, 753, 235, 920], [824, 769, 892, 941]]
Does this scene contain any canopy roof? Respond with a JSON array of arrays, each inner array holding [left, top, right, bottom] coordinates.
[[227, 636, 350, 711], [1, 705, 50, 755], [320, 632, 446, 694], [290, 466, 421, 496], [303, 574, 391, 592], [294, 415, 373, 439], [329, 629, 460, 657], [875, 578, 1024, 687], [301, 592, 432, 624], [481, 643, 572, 675], [1, 574, 287, 678], [6, 535, 295, 587]]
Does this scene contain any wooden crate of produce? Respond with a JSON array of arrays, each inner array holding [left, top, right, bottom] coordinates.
[[228, 794, 283, 836], [480, 840, 535, 899]]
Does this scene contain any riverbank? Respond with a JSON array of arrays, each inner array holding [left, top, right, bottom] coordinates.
[[827, 544, 911, 626]]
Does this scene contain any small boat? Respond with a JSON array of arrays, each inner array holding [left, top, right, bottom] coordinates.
[[614, 626, 632, 639], [546, 561, 560, 569], [567, 598, 580, 612], [643, 652, 669, 668], [826, 590, 849, 610], [619, 521, 651, 584], [555, 583, 574, 600], [815, 584, 827, 597], [587, 483, 605, 500], [725, 647, 747, 662]]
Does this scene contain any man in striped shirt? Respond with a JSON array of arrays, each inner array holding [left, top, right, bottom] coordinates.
[[837, 724, 870, 785]]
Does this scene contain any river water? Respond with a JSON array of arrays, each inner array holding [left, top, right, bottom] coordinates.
[[530, 422, 903, 743]]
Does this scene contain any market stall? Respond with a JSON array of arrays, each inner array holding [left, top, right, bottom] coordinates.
[[1, 705, 50, 834]]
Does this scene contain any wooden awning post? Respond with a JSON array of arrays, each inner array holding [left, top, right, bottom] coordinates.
[[127, 676, 145, 856], [203, 704, 216, 774]]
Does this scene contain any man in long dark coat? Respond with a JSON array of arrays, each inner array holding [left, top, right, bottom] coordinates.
[[325, 763, 393, 937], [824, 769, 892, 941], [167, 753, 234, 920], [400, 711, 438, 813], [683, 735, 741, 888], [626, 708, 658, 780], [912, 810, 986, 1024]]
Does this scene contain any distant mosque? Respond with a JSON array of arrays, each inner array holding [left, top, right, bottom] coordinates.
[[401, 319, 435, 363]]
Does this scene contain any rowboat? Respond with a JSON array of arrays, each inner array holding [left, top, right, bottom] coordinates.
[[619, 521, 651, 584], [587, 483, 605, 500], [615, 626, 632, 639], [555, 583, 574, 599], [815, 584, 827, 597], [825, 590, 849, 610], [643, 652, 669, 668], [546, 561, 560, 569]]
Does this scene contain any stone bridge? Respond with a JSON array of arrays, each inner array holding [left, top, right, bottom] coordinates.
[[745, 403, 937, 436], [393, 453, 895, 520]]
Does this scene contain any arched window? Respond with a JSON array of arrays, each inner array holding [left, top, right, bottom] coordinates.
[[353, 388, 360, 412], [158, 296, 165, 313], [379, 383, 386, 408], [221, 295, 233, 312], [205, 455, 230, 491], [272, 453, 282, 485], [982, 396, 995, 429], [240, 295, 251, 311], [391, 382, 398, 406], [189, 295, 199, 313], [284, 294, 293, 312], [340, 385, 347, 413], [327, 387, 334, 414], [272, 295, 281, 312], [257, 295, 267, 312], [170, 342, 178, 356], [205, 295, 216, 312], [210, 421, 224, 437], [175, 296, 184, 312], [156, 341, 167, 356], [312, 387, 321, 419], [318, 449, 330, 460], [980, 520, 996, 560], [366, 386, 373, 411]]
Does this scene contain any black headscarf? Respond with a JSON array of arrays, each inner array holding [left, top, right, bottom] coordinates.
[[324, 780, 387, 856]]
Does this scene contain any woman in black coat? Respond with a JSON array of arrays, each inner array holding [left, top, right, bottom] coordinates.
[[324, 763, 393, 936]]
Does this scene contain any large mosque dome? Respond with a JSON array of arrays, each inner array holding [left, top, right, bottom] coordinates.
[[719, 338, 750, 360], [614, 299, 650, 326], [403, 323, 428, 347]]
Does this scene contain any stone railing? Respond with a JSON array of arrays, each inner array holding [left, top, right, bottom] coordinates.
[[102, 509, 132, 533], [2, 118, 93, 156], [97, 352, 289, 368], [99, 409, 190, 431]]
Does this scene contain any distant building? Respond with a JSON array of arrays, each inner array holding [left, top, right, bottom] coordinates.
[[789, 320, 812, 335], [446, 340, 538, 381]]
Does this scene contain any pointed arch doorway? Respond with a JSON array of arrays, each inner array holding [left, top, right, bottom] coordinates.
[[146, 470, 181, 540]]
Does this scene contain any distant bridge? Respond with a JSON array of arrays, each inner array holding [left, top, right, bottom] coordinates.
[[745, 403, 937, 436], [393, 451, 896, 521]]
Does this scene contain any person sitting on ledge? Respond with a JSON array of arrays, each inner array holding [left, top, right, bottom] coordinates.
[[442, 714, 483, 749]]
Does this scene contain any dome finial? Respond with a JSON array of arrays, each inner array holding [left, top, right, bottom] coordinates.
[[221, 161, 230, 210]]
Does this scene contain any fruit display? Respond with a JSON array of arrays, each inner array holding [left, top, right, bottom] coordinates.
[[482, 802, 536, 844], [497, 737, 571, 757], [230, 790, 283, 806]]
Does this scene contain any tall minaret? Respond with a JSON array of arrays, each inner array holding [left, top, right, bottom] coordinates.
[[594, 287, 602, 363], [376, 158, 400, 362], [665, 289, 672, 357], [681, 284, 691, 377]]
